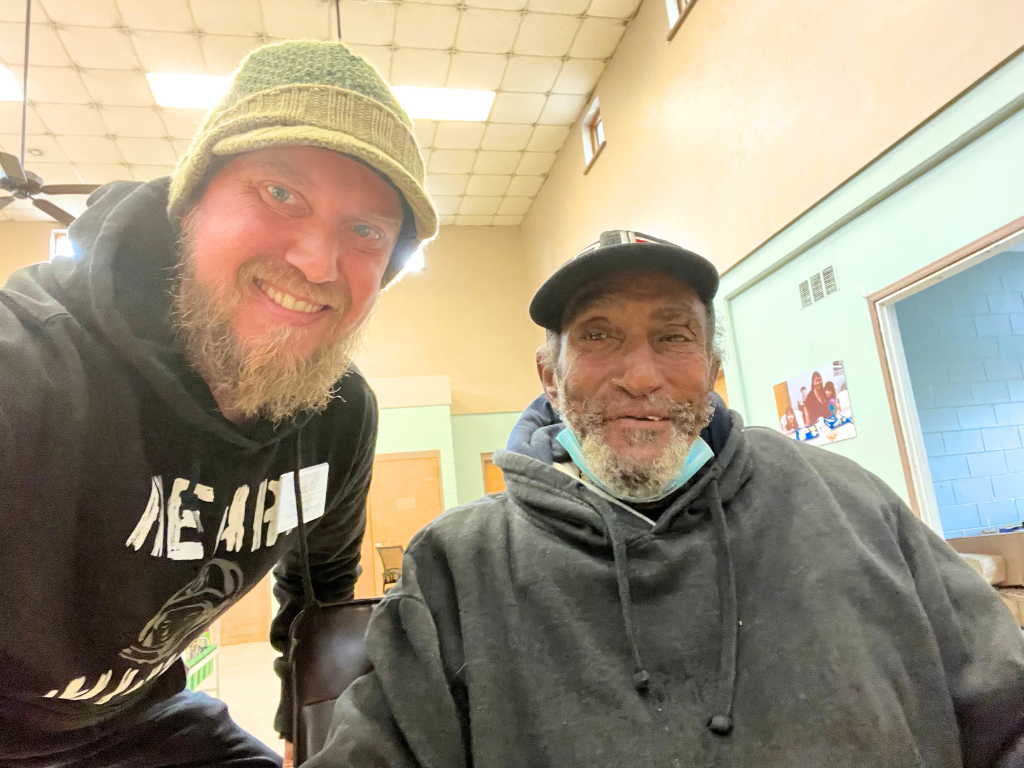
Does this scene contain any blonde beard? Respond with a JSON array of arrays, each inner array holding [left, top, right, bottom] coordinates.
[[172, 248, 370, 424], [554, 382, 712, 502]]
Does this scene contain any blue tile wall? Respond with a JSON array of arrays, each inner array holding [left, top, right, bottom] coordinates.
[[896, 249, 1024, 538]]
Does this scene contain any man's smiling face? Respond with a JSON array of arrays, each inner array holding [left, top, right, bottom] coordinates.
[[174, 145, 405, 422]]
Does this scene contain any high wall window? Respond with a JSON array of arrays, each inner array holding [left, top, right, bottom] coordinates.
[[581, 96, 606, 172], [666, 0, 697, 40]]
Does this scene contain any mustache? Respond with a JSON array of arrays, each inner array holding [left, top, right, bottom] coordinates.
[[238, 256, 350, 313]]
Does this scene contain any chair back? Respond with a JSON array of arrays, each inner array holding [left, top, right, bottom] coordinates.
[[375, 544, 405, 588], [289, 598, 381, 765]]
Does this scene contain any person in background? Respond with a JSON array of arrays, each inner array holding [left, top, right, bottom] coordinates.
[[780, 405, 800, 435], [802, 371, 832, 424], [824, 381, 841, 417], [0, 41, 436, 767], [308, 230, 1024, 768], [798, 385, 810, 426]]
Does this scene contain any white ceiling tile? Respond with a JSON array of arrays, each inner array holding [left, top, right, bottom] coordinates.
[[40, 0, 121, 27], [431, 195, 462, 216], [171, 137, 190, 157], [427, 149, 476, 174], [0, 22, 70, 67], [425, 173, 469, 195], [117, 136, 176, 164], [15, 66, 92, 104], [526, 0, 590, 11], [412, 119, 436, 148], [493, 214, 522, 225], [455, 215, 493, 225], [261, 0, 330, 39], [506, 174, 543, 196], [61, 26, 139, 69], [438, 214, 456, 225], [102, 106, 166, 137], [481, 122, 532, 151], [4, 202, 56, 221], [1, 3, 48, 22], [81, 69, 156, 107], [346, 44, 390, 79], [74, 162, 133, 183], [500, 56, 560, 93], [433, 121, 485, 150], [390, 48, 450, 87], [201, 34, 263, 75], [513, 13, 579, 57], [552, 58, 602, 94], [116, 0, 195, 32], [394, 4, 458, 50], [537, 93, 587, 125], [526, 124, 569, 151], [189, 0, 263, 35], [7, 133, 70, 163], [22, 161, 81, 183], [466, 174, 510, 195], [472, 150, 521, 174], [587, 0, 642, 18], [131, 30, 206, 72], [338, 0, 395, 46], [45, 193, 91, 217], [488, 92, 545, 124], [459, 196, 501, 215], [454, 8, 520, 54], [570, 17, 625, 58], [57, 135, 122, 163], [129, 163, 176, 180], [161, 107, 205, 139], [516, 151, 555, 174], [465, 0, 526, 8], [445, 52, 506, 90], [0, 101, 47, 134], [35, 103, 107, 135], [419, 148, 431, 166], [497, 196, 531, 215]]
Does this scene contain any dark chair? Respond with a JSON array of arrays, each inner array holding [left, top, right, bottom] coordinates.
[[288, 598, 381, 765], [375, 544, 405, 593]]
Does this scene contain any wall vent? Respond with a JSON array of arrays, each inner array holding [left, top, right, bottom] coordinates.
[[799, 265, 839, 308]]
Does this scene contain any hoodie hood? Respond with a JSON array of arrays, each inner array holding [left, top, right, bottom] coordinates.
[[54, 177, 311, 451]]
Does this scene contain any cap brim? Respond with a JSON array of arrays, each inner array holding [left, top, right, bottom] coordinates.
[[529, 243, 720, 331], [213, 125, 438, 243]]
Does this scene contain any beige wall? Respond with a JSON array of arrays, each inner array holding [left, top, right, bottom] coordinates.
[[0, 221, 58, 284], [522, 0, 1024, 304], [356, 225, 539, 415]]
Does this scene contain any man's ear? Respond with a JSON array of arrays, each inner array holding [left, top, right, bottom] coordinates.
[[536, 347, 559, 404], [709, 356, 722, 390]]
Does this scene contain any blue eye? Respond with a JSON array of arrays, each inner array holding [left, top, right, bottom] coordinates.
[[354, 224, 374, 238], [267, 185, 295, 204]]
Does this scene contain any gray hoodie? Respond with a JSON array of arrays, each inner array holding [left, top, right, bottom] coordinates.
[[309, 400, 1024, 768]]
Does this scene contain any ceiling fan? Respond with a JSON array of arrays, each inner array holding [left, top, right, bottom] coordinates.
[[0, 0, 100, 226]]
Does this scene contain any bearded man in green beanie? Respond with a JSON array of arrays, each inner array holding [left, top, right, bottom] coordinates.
[[0, 41, 435, 766]]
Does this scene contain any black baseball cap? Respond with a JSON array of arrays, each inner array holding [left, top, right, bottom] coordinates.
[[529, 230, 720, 331]]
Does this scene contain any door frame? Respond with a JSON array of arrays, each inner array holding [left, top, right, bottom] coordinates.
[[867, 213, 1024, 534]]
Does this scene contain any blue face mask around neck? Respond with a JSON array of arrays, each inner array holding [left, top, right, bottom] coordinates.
[[556, 426, 714, 504]]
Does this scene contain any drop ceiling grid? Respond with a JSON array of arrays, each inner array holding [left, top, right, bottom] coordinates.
[[0, 0, 639, 223]]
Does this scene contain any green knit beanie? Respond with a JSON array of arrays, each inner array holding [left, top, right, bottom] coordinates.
[[168, 40, 437, 281]]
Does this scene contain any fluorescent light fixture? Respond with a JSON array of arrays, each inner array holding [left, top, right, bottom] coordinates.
[[390, 86, 494, 122], [0, 66, 22, 101], [146, 72, 230, 109]]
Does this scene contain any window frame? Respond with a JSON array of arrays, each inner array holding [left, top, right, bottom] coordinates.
[[580, 96, 606, 174], [666, 0, 698, 41]]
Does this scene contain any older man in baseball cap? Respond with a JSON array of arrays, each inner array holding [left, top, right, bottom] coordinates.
[[0, 41, 434, 766], [310, 230, 1024, 768]]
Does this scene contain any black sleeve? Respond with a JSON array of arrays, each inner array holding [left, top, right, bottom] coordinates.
[[269, 377, 379, 741]]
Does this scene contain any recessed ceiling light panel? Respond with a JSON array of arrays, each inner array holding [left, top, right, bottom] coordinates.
[[390, 86, 495, 122], [0, 66, 22, 102], [146, 73, 231, 109]]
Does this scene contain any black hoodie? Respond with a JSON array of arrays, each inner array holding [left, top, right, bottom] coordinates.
[[0, 178, 376, 753], [307, 399, 1024, 768]]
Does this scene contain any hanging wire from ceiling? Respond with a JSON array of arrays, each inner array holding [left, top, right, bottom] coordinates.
[[19, 0, 31, 169]]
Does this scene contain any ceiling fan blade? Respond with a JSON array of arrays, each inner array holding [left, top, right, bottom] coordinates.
[[0, 196, 17, 212], [32, 197, 76, 227], [0, 151, 26, 184], [38, 183, 102, 196]]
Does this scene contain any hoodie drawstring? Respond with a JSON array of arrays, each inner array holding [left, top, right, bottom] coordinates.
[[706, 479, 739, 736], [292, 430, 317, 608]]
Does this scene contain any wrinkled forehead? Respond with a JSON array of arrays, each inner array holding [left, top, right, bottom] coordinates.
[[561, 270, 705, 330]]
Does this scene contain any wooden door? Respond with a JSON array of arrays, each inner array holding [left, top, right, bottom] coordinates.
[[219, 571, 272, 645], [482, 453, 507, 494], [354, 452, 445, 598]]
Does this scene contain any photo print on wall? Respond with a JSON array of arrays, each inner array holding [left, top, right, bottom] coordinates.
[[773, 360, 857, 445]]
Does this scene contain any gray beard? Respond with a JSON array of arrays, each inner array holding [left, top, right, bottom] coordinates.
[[171, 247, 368, 424], [555, 384, 713, 502]]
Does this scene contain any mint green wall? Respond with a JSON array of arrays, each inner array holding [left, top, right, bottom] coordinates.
[[718, 50, 1024, 503], [376, 404, 459, 510], [451, 411, 523, 505]]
